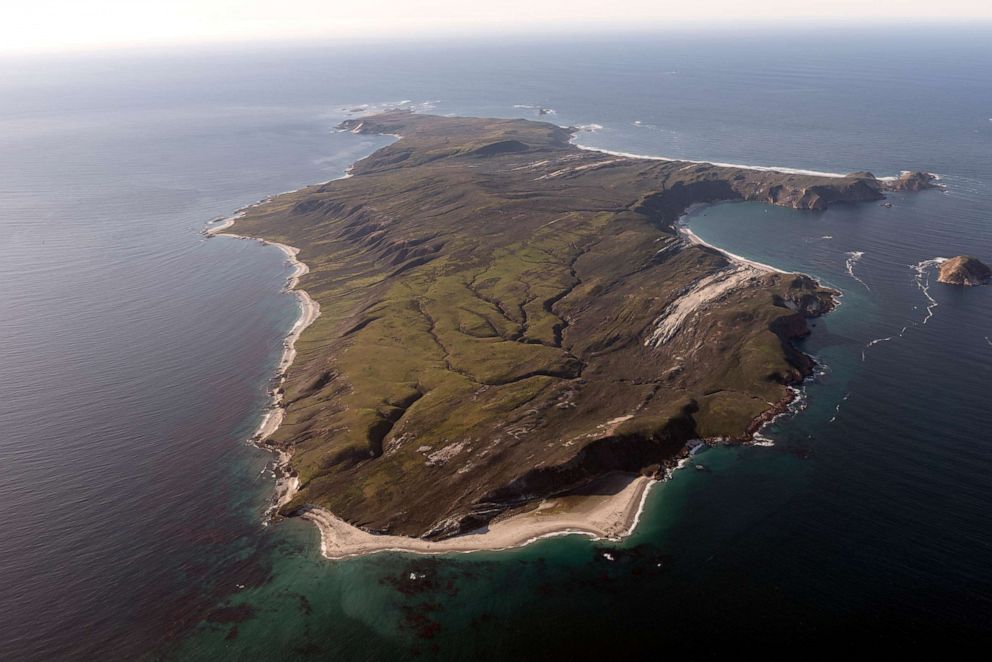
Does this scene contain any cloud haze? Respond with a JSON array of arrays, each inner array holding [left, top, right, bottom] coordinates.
[[4, 0, 991, 53]]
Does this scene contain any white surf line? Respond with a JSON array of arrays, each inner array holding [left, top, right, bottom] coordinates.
[[845, 251, 871, 292], [911, 258, 947, 325], [573, 141, 861, 178], [570, 131, 908, 180], [752, 385, 810, 447], [861, 319, 913, 363], [862, 336, 894, 362], [828, 392, 851, 423], [986, 336, 992, 347], [514, 104, 557, 115]]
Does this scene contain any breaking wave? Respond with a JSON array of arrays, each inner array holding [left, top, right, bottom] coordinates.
[[753, 386, 810, 446], [828, 392, 851, 423], [340, 99, 438, 116], [862, 323, 910, 362], [862, 336, 893, 361], [845, 251, 871, 292], [514, 104, 557, 115], [911, 258, 947, 324]]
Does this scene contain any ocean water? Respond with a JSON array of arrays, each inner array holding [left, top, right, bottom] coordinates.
[[1, 27, 990, 659]]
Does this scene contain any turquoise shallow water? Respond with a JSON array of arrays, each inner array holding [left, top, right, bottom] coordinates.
[[1, 27, 991, 659]]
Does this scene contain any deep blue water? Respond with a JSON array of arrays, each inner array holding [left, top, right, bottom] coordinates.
[[1, 27, 990, 659]]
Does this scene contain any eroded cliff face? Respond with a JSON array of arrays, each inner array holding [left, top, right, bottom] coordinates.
[[230, 111, 919, 538]]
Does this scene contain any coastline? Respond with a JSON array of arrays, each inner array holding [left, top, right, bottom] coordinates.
[[675, 203, 846, 297], [571, 135, 907, 181], [300, 471, 662, 560], [673, 204, 839, 448], [206, 211, 318, 515], [214, 119, 841, 560], [677, 219, 788, 274], [238, 216, 816, 561]]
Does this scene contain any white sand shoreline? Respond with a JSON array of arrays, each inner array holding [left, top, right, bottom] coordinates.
[[678, 222, 788, 275], [300, 454, 703, 560], [675, 204, 846, 303], [570, 135, 903, 180], [301, 472, 660, 560]]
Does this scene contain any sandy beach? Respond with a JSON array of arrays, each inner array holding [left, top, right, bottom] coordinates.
[[572, 138, 908, 180], [301, 471, 659, 560], [677, 221, 788, 274]]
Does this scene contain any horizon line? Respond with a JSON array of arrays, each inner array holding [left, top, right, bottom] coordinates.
[[3, 17, 992, 59]]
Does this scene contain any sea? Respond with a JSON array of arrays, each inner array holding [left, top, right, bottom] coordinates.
[[1, 27, 990, 659]]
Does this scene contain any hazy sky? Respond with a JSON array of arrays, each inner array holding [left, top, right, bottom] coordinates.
[[4, 0, 991, 54]]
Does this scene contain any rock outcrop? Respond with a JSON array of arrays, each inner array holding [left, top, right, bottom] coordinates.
[[883, 170, 942, 192], [938, 256, 991, 286]]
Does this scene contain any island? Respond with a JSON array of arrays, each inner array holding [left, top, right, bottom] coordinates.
[[217, 111, 934, 556], [938, 255, 991, 286]]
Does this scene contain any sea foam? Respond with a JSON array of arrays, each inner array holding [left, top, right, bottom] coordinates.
[[911, 258, 947, 325], [845, 251, 871, 292]]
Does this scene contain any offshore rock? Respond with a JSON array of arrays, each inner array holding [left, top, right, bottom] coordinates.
[[938, 256, 992, 286]]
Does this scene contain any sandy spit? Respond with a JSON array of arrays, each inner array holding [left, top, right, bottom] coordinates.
[[677, 223, 788, 274]]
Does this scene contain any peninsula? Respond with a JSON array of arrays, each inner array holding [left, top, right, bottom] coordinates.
[[222, 111, 932, 555]]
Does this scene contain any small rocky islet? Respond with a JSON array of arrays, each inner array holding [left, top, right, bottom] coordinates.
[[938, 255, 992, 286]]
